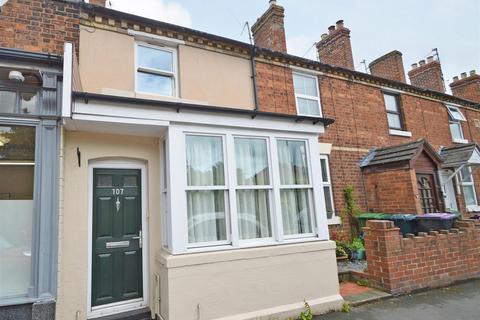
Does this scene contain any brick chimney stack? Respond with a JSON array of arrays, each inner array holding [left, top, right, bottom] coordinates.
[[316, 20, 354, 70], [407, 56, 445, 92], [369, 50, 406, 83], [450, 70, 480, 103], [89, 0, 106, 6], [251, 0, 287, 53]]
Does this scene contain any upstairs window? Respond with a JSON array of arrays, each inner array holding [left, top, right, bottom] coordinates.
[[293, 73, 322, 117], [136, 44, 177, 97], [383, 93, 404, 130], [446, 105, 467, 143]]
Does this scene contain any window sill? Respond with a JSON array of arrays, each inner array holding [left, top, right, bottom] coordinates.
[[453, 138, 469, 144], [389, 129, 412, 137], [327, 216, 342, 225], [466, 205, 480, 212]]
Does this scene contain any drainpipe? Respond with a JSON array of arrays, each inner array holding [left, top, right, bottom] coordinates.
[[251, 45, 260, 111]]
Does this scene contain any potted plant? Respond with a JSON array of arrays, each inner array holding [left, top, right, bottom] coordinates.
[[335, 241, 349, 261], [348, 237, 365, 261]]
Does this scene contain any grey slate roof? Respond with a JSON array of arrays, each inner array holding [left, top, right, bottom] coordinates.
[[360, 139, 439, 168], [440, 143, 480, 168]]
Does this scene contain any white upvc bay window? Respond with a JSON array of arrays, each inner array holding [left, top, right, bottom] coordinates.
[[163, 125, 329, 254]]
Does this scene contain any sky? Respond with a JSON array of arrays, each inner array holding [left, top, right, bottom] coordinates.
[[106, 0, 480, 90]]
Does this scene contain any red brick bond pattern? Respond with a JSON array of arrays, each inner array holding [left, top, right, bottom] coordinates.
[[363, 219, 480, 295]]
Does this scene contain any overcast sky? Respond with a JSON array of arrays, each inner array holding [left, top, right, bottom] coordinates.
[[107, 0, 479, 90]]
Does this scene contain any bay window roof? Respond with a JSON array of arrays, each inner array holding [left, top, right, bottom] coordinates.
[[440, 143, 480, 168]]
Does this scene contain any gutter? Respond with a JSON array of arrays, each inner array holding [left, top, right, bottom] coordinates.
[[72, 91, 335, 126], [0, 47, 63, 65]]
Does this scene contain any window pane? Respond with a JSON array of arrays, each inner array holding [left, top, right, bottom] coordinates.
[[186, 135, 224, 186], [187, 190, 227, 243], [447, 106, 465, 122], [293, 74, 318, 97], [0, 126, 35, 162], [137, 72, 173, 96], [384, 94, 399, 112], [320, 158, 329, 182], [461, 167, 472, 182], [0, 90, 16, 113], [297, 97, 320, 116], [137, 45, 173, 72], [235, 138, 269, 186], [0, 125, 35, 298], [237, 190, 271, 239], [281, 189, 312, 235], [463, 185, 477, 206], [387, 113, 402, 129], [324, 186, 334, 219], [450, 122, 463, 140], [278, 140, 309, 185], [20, 92, 38, 114]]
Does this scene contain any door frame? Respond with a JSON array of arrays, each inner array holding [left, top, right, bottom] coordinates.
[[87, 159, 149, 319]]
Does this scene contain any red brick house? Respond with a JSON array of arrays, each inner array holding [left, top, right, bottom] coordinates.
[[249, 1, 480, 240]]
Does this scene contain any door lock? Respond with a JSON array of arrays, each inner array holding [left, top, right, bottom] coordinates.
[[132, 230, 143, 248]]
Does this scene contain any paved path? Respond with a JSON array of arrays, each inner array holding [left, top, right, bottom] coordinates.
[[317, 279, 480, 320]]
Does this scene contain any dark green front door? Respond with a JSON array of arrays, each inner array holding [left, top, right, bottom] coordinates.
[[92, 168, 143, 307]]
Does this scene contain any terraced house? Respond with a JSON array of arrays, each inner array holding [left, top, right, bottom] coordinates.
[[0, 0, 479, 319]]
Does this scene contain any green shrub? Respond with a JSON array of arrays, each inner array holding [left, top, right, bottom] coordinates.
[[297, 302, 313, 320]]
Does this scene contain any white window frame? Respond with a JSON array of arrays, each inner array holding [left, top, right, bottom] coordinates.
[[292, 72, 323, 117], [184, 133, 231, 249], [446, 105, 468, 144], [134, 42, 179, 98], [319, 155, 340, 225], [459, 166, 478, 210], [165, 125, 329, 254], [383, 92, 404, 131], [277, 138, 316, 239], [233, 135, 275, 246]]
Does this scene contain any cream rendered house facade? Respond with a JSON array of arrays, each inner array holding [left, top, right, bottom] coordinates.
[[57, 7, 342, 320]]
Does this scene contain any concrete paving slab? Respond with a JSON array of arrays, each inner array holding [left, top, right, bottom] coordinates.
[[317, 279, 480, 320]]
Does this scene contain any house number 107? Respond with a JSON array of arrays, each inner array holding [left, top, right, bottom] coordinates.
[[112, 188, 124, 195]]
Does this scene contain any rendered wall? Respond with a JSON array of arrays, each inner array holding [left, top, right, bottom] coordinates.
[[56, 131, 160, 320], [156, 241, 343, 320], [78, 28, 255, 109]]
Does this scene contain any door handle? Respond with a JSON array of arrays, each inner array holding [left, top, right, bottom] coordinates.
[[132, 230, 143, 248]]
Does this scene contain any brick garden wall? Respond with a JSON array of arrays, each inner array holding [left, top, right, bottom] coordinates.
[[0, 0, 80, 55], [363, 219, 480, 295]]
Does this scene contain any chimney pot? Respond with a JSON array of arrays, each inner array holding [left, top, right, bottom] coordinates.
[[419, 60, 426, 66], [470, 70, 476, 76], [453, 76, 459, 82], [461, 72, 467, 79], [328, 25, 336, 34], [269, 0, 277, 6], [426, 56, 434, 63], [321, 33, 328, 40], [336, 20, 344, 29], [411, 63, 418, 69]]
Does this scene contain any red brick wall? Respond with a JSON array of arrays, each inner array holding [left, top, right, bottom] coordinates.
[[255, 61, 296, 114], [450, 75, 480, 103], [363, 168, 421, 214], [364, 219, 480, 294], [0, 0, 80, 55], [369, 50, 406, 83]]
